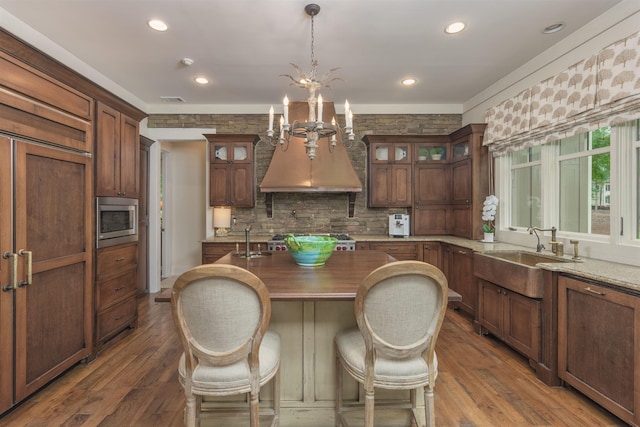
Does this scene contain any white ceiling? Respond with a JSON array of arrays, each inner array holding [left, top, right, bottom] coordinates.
[[0, 0, 627, 113]]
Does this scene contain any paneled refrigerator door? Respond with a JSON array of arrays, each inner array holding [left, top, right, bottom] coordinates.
[[0, 136, 93, 411], [0, 136, 14, 413]]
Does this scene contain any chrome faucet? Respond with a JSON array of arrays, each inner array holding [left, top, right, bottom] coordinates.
[[528, 226, 557, 253], [244, 226, 252, 257]]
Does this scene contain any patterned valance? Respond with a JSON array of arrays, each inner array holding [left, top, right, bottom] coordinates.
[[485, 31, 640, 155]]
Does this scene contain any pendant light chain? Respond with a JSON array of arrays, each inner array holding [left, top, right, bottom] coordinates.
[[310, 13, 315, 74]]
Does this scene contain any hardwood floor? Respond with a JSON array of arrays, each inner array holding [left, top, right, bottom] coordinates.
[[0, 293, 626, 427]]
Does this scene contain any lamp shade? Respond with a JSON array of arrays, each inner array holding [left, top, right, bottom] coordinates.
[[213, 207, 231, 228]]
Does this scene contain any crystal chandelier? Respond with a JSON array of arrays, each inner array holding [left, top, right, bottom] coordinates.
[[266, 3, 354, 160]]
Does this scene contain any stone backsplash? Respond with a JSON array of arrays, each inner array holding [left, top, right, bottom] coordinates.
[[147, 113, 462, 236]]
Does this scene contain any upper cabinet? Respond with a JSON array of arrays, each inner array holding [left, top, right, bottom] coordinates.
[[96, 102, 140, 198], [364, 126, 488, 239], [448, 124, 488, 240], [205, 134, 259, 207], [363, 136, 414, 207]]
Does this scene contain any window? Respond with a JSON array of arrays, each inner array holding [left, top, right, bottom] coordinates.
[[636, 121, 640, 239], [507, 126, 614, 236], [510, 146, 541, 228], [558, 127, 610, 235]]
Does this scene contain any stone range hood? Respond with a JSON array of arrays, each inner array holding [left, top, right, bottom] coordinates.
[[260, 101, 362, 218]]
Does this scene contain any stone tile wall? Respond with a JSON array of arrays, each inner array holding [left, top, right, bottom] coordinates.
[[147, 113, 461, 236]]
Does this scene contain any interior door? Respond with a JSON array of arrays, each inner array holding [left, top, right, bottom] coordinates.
[[0, 136, 13, 413], [13, 140, 92, 401]]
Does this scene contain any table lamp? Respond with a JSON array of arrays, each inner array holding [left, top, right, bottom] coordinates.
[[213, 207, 231, 237]]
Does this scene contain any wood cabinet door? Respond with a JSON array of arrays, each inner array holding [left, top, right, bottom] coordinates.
[[558, 276, 640, 425], [119, 114, 140, 198], [422, 242, 442, 269], [504, 290, 540, 359], [451, 204, 471, 238], [0, 136, 13, 413], [478, 279, 503, 337], [369, 164, 391, 207], [229, 163, 254, 207], [13, 140, 92, 402], [390, 164, 412, 206], [210, 164, 230, 206], [451, 159, 471, 204], [447, 245, 475, 316], [96, 102, 120, 197], [412, 205, 449, 235], [414, 164, 450, 204]]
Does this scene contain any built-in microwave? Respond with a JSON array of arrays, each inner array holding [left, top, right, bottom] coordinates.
[[96, 197, 138, 248]]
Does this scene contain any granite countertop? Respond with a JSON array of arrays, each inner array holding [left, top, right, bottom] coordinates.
[[203, 234, 640, 294]]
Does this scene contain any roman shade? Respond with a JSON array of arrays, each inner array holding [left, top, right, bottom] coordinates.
[[485, 30, 640, 155]]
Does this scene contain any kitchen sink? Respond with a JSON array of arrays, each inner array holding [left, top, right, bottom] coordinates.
[[480, 250, 573, 267], [232, 251, 272, 259], [474, 250, 574, 298]]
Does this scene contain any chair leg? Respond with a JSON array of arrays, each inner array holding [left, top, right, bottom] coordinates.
[[424, 385, 435, 427], [410, 389, 418, 427], [250, 390, 260, 427], [364, 387, 375, 427], [273, 365, 281, 426], [185, 393, 197, 427], [335, 353, 343, 427]]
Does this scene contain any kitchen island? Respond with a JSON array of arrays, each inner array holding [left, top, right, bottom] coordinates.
[[213, 250, 459, 409]]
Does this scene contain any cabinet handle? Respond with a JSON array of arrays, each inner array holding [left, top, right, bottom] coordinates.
[[115, 315, 124, 321], [457, 250, 467, 255], [115, 286, 125, 291], [18, 249, 32, 286], [584, 286, 606, 296], [115, 257, 125, 262], [2, 252, 18, 292]]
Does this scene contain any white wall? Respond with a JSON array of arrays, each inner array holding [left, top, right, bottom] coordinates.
[[140, 127, 215, 292], [462, 0, 640, 124], [161, 140, 207, 276]]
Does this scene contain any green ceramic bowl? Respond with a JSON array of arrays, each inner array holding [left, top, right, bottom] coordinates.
[[284, 235, 338, 267]]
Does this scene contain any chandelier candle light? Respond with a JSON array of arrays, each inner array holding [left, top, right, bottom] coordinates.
[[266, 3, 354, 160]]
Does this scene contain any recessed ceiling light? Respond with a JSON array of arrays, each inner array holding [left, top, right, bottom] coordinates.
[[194, 76, 209, 85], [543, 22, 565, 34], [148, 19, 168, 32], [401, 78, 417, 86], [445, 21, 466, 34]]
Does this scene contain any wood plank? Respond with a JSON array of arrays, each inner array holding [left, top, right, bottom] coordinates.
[[0, 294, 627, 427]]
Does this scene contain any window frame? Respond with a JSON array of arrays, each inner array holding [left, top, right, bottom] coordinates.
[[495, 120, 640, 266]]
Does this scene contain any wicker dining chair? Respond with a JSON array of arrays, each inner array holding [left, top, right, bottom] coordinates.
[[171, 264, 280, 427], [334, 261, 448, 427]]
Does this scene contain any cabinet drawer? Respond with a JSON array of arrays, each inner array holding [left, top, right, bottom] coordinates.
[[96, 269, 137, 310], [202, 243, 236, 263], [96, 296, 137, 342], [369, 242, 417, 260], [97, 243, 138, 278]]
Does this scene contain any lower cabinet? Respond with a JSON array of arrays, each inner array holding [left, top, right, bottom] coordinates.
[[443, 244, 475, 316], [202, 242, 238, 264], [95, 243, 138, 348], [478, 279, 540, 361], [558, 275, 640, 426], [422, 242, 442, 269]]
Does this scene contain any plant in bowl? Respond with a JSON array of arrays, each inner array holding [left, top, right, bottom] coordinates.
[[431, 147, 445, 160], [284, 234, 338, 267]]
